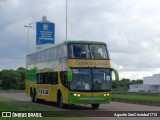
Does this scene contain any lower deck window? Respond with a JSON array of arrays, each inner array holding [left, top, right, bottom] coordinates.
[[37, 72, 58, 84]]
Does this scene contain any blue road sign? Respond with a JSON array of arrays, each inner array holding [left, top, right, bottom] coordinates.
[[36, 22, 55, 45]]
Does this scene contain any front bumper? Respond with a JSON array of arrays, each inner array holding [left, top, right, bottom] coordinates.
[[68, 92, 111, 104]]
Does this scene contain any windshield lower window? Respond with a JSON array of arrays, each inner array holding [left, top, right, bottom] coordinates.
[[70, 69, 92, 90], [92, 69, 112, 90], [70, 68, 112, 91]]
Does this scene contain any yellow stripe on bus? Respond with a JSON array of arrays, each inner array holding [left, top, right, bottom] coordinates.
[[68, 59, 111, 68]]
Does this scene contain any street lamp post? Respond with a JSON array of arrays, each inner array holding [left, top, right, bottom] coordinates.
[[66, 0, 68, 41], [24, 23, 32, 54]]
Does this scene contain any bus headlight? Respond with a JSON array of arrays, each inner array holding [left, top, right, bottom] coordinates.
[[104, 93, 110, 96], [73, 93, 80, 97], [74, 93, 77, 96]]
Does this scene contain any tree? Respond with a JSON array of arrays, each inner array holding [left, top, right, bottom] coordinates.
[[17, 67, 26, 82], [112, 78, 143, 91], [16, 67, 26, 90], [0, 69, 20, 90], [131, 79, 143, 85]]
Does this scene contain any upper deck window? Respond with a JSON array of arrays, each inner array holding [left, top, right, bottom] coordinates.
[[90, 45, 108, 59], [69, 44, 90, 59], [69, 44, 109, 59]]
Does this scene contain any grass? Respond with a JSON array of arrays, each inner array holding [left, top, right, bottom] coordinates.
[[112, 94, 160, 106], [0, 89, 25, 93], [0, 97, 56, 111], [0, 96, 89, 120]]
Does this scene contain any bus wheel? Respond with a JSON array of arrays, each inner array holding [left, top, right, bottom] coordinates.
[[91, 104, 100, 109], [57, 93, 63, 107], [34, 93, 38, 103], [31, 91, 40, 103], [57, 94, 67, 108], [31, 93, 35, 102], [33, 92, 42, 103]]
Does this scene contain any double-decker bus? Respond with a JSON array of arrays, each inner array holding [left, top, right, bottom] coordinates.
[[26, 40, 119, 109]]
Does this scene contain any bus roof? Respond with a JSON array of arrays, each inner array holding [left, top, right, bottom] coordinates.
[[64, 40, 106, 44], [27, 40, 106, 56]]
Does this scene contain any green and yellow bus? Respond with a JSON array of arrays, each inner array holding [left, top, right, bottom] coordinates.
[[26, 40, 119, 109]]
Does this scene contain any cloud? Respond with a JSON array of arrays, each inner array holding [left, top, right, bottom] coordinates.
[[0, 0, 160, 79]]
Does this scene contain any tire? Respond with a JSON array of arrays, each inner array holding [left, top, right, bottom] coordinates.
[[57, 93, 67, 108], [31, 93, 35, 102], [91, 104, 100, 109], [30, 88, 35, 102], [57, 93, 63, 107], [31, 89, 41, 103], [33, 92, 42, 103]]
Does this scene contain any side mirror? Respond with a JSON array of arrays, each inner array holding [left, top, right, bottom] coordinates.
[[67, 68, 72, 82], [112, 68, 119, 81]]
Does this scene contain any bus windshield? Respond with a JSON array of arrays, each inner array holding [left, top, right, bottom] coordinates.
[[68, 44, 109, 59], [70, 68, 112, 91]]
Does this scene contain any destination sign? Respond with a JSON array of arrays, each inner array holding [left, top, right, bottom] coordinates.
[[68, 60, 110, 68]]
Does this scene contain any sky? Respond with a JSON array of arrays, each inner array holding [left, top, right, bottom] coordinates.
[[0, 0, 160, 80]]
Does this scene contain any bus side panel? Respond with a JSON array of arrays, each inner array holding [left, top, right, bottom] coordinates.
[[58, 71, 69, 104], [26, 66, 37, 96], [25, 81, 30, 96], [61, 87, 69, 104], [35, 84, 59, 102]]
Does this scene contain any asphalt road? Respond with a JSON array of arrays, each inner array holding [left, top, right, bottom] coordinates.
[[0, 92, 160, 120]]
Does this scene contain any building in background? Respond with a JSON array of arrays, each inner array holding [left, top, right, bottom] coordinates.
[[128, 74, 160, 93]]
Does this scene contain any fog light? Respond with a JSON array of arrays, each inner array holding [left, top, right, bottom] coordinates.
[[77, 94, 81, 97], [104, 94, 107, 97], [107, 93, 110, 96]]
